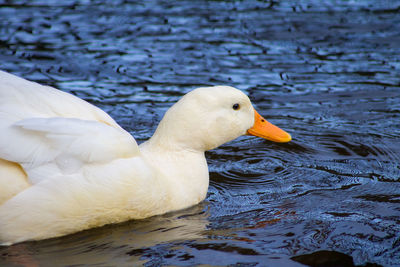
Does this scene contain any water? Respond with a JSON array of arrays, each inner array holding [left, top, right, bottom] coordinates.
[[1, 0, 400, 266]]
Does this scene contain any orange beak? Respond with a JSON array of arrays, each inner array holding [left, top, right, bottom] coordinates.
[[246, 109, 292, 143]]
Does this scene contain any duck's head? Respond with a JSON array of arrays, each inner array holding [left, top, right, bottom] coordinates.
[[149, 86, 291, 151]]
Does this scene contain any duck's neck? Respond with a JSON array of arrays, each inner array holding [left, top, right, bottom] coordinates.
[[139, 140, 209, 211]]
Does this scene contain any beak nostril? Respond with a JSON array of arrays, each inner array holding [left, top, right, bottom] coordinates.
[[261, 119, 265, 122]]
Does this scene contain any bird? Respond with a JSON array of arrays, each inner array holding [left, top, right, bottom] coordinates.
[[0, 70, 291, 245]]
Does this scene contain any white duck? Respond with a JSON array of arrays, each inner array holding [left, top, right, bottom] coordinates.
[[0, 70, 291, 245]]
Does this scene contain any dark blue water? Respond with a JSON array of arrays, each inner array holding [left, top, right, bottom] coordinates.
[[1, 0, 400, 266]]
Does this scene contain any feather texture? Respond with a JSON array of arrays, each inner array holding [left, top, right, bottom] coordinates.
[[0, 70, 289, 245]]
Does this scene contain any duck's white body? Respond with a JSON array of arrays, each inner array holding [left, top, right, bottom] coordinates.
[[0, 71, 291, 245]]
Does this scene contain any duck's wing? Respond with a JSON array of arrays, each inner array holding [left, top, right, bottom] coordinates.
[[0, 117, 139, 184], [0, 71, 139, 184]]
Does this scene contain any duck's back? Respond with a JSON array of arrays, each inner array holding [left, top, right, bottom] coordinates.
[[0, 70, 118, 126]]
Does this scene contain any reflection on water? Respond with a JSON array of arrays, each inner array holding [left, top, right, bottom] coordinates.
[[1, 205, 209, 266], [1, 0, 400, 266]]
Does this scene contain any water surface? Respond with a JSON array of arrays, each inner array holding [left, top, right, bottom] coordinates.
[[1, 0, 400, 266]]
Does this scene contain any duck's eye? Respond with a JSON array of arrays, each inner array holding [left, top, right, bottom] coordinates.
[[232, 103, 240, 110]]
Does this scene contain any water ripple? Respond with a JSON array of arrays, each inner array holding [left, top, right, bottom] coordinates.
[[1, 0, 400, 266]]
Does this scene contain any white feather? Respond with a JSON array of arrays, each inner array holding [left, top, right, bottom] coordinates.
[[0, 70, 290, 245]]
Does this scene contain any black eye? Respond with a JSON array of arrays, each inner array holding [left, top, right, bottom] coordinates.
[[232, 103, 240, 110]]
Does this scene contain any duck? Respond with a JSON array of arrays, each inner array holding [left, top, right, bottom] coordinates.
[[0, 70, 291, 245]]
